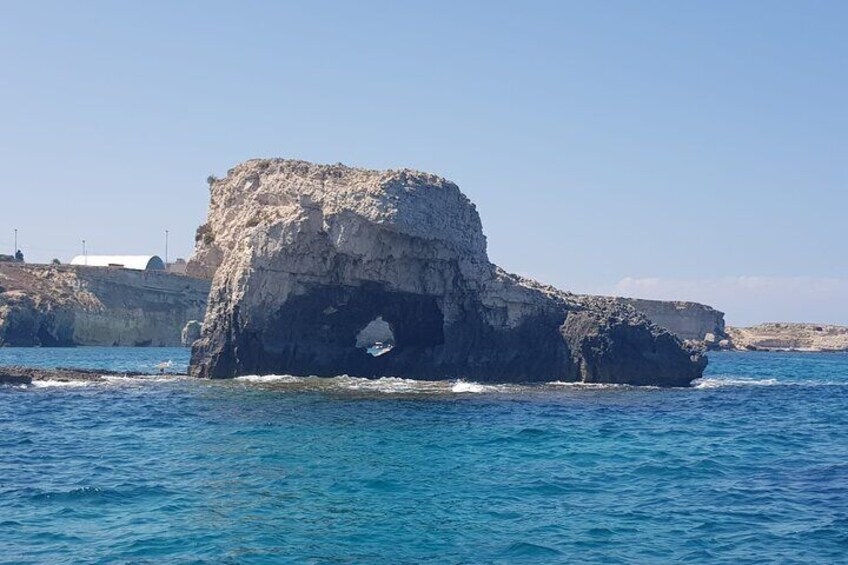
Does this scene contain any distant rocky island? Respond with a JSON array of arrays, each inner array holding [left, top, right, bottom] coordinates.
[[186, 158, 706, 387], [723, 323, 848, 352]]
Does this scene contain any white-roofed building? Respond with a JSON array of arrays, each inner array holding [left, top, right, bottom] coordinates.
[[69, 255, 166, 271]]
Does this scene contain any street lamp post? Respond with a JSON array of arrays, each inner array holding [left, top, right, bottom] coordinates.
[[13, 229, 17, 254], [165, 230, 169, 265], [82, 240, 87, 266]]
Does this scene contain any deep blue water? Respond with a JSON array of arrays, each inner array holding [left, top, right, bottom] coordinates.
[[1, 349, 847, 564]]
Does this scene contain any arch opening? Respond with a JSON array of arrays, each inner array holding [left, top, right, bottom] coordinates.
[[355, 316, 395, 357]]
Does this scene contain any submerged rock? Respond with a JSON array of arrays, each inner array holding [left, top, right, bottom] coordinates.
[[188, 159, 706, 386], [0, 365, 142, 385]]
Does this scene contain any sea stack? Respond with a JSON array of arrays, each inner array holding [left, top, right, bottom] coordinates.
[[188, 159, 706, 386]]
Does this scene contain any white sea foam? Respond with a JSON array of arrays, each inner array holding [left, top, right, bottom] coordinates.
[[694, 377, 848, 388], [28, 374, 185, 389], [231, 373, 510, 394], [30, 380, 92, 388], [451, 380, 489, 393], [235, 374, 302, 383], [235, 373, 446, 394], [693, 378, 780, 389], [547, 381, 634, 389], [101, 374, 182, 384], [229, 373, 845, 392], [335, 375, 444, 393], [452, 380, 526, 393]]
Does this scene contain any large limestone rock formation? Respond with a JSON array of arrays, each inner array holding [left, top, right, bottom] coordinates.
[[0, 264, 209, 347], [188, 159, 706, 386]]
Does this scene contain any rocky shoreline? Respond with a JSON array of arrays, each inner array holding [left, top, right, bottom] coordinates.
[[0, 365, 161, 386]]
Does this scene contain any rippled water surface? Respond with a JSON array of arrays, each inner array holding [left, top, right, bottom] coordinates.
[[1, 349, 847, 563]]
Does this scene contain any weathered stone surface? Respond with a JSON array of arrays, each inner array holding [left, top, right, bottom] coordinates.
[[181, 320, 203, 347], [0, 263, 210, 347], [0, 365, 150, 385], [613, 298, 726, 343], [0, 289, 74, 346], [189, 159, 706, 386], [724, 323, 848, 352], [0, 372, 32, 386]]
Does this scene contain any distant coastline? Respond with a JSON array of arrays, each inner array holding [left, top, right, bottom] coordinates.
[[0, 261, 208, 348], [721, 323, 848, 353]]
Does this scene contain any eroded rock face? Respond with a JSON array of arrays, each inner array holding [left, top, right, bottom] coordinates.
[[189, 159, 706, 386], [0, 290, 74, 346], [613, 298, 727, 344], [181, 320, 203, 347], [0, 264, 209, 347]]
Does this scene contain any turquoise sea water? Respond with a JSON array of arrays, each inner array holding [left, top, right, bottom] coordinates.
[[1, 348, 847, 564]]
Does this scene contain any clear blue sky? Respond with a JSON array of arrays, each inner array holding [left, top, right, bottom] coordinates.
[[1, 1, 845, 325]]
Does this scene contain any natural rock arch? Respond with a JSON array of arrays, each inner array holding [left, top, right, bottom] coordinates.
[[188, 159, 705, 386], [355, 317, 394, 356]]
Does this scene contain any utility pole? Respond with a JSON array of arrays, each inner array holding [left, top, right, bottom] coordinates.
[[82, 240, 87, 266], [13, 228, 17, 254], [165, 230, 169, 265]]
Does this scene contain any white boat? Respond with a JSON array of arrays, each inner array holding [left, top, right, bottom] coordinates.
[[366, 342, 394, 357]]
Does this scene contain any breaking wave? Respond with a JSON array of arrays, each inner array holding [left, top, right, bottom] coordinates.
[[451, 380, 490, 393], [24, 374, 184, 390], [30, 380, 93, 388], [694, 378, 780, 389], [101, 374, 183, 383], [693, 377, 848, 389], [547, 381, 644, 390], [232, 374, 517, 395], [234, 374, 304, 384]]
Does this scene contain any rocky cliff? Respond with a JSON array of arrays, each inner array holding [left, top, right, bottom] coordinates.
[[725, 323, 848, 352], [614, 298, 726, 343], [188, 158, 705, 386], [0, 264, 210, 347]]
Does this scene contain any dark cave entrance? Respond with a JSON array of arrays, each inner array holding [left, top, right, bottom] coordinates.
[[252, 282, 447, 376]]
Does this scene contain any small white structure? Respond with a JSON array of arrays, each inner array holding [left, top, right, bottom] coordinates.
[[70, 255, 166, 271]]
